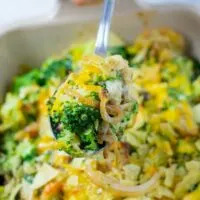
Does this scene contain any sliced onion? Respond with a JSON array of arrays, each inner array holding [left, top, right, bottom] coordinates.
[[120, 103, 135, 111], [86, 161, 159, 197], [100, 90, 122, 124], [98, 122, 109, 144], [106, 105, 122, 116], [31, 164, 59, 190], [103, 132, 117, 143], [121, 67, 133, 84]]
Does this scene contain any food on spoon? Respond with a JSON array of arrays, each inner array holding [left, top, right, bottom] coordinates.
[[48, 55, 138, 156]]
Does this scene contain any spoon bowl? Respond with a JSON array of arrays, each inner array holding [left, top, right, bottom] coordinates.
[[49, 0, 116, 156]]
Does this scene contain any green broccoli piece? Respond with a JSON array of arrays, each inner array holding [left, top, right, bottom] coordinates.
[[16, 140, 36, 161], [108, 46, 129, 60], [112, 101, 138, 139], [79, 127, 98, 151], [9, 56, 73, 126], [60, 102, 100, 133], [168, 88, 188, 101], [87, 91, 100, 101], [49, 101, 101, 156], [173, 56, 194, 79], [24, 174, 35, 184], [0, 132, 16, 156], [57, 130, 84, 157], [192, 57, 200, 80], [39, 56, 73, 85], [12, 56, 73, 93], [12, 69, 41, 93]]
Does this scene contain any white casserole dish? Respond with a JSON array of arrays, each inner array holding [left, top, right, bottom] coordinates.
[[0, 0, 200, 101]]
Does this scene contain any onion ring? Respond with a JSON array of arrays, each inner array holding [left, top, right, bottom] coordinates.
[[100, 90, 123, 124], [86, 161, 159, 197], [98, 122, 109, 144]]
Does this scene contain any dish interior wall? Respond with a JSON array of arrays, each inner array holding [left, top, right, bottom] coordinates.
[[0, 9, 200, 100]]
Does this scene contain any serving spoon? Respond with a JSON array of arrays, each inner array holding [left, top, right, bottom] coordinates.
[[95, 0, 116, 57], [49, 0, 116, 154]]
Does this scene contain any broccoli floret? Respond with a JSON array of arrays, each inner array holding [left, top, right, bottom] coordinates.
[[108, 46, 129, 60], [24, 174, 35, 184], [0, 132, 16, 155], [57, 130, 84, 157], [168, 88, 188, 101], [61, 102, 100, 133], [16, 140, 36, 161], [192, 57, 200, 80], [9, 56, 73, 127], [49, 101, 101, 156], [173, 56, 194, 79], [87, 91, 100, 101], [80, 127, 98, 151], [39, 56, 73, 85], [12, 69, 41, 93], [12, 56, 73, 93]]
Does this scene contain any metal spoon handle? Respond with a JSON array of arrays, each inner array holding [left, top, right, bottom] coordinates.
[[95, 0, 116, 57]]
